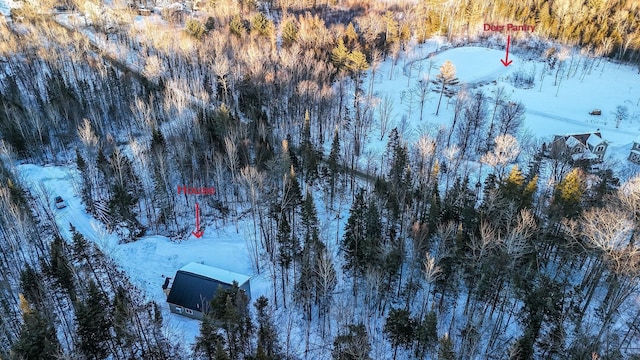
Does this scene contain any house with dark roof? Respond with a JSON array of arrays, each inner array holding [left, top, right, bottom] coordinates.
[[166, 262, 251, 320], [550, 131, 608, 163]]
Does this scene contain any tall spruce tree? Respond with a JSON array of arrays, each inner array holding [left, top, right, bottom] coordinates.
[[76, 280, 112, 360], [300, 110, 319, 183], [327, 129, 341, 203], [254, 296, 282, 359], [48, 236, 75, 296], [194, 316, 229, 360], [342, 189, 368, 279], [438, 334, 456, 360], [11, 298, 60, 360], [384, 308, 416, 360], [205, 282, 253, 359]]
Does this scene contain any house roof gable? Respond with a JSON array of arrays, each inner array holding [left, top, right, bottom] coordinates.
[[166, 263, 251, 312], [554, 132, 604, 148], [587, 133, 604, 147], [179, 262, 250, 285]]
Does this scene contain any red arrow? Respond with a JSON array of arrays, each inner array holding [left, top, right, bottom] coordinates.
[[501, 35, 513, 67], [192, 202, 204, 238]]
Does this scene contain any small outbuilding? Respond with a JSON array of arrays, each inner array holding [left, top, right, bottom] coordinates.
[[166, 262, 251, 320]]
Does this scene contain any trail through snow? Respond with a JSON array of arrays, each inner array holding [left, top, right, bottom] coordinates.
[[17, 163, 270, 348]]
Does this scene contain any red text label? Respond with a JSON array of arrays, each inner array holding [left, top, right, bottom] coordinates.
[[177, 185, 216, 195]]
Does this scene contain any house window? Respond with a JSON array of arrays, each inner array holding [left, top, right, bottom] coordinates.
[[185, 309, 194, 315], [175, 306, 182, 313], [595, 145, 605, 152]]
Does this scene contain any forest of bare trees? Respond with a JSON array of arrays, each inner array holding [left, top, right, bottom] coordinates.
[[0, 0, 639, 358]]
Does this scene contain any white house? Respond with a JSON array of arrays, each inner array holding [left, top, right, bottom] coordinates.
[[551, 132, 608, 162], [628, 135, 640, 164]]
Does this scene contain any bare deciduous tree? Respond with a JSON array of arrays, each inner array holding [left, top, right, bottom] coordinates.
[[481, 134, 520, 180], [377, 94, 396, 141]]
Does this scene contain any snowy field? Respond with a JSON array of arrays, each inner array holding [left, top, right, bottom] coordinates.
[[369, 43, 640, 176]]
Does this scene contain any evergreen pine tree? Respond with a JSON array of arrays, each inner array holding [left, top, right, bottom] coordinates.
[[300, 110, 319, 183], [250, 12, 273, 37], [296, 191, 325, 320], [276, 214, 297, 271], [11, 299, 60, 360], [19, 265, 43, 308], [283, 166, 302, 213], [230, 15, 246, 37], [342, 189, 368, 278], [76, 148, 94, 212], [254, 296, 282, 359], [49, 236, 75, 296], [501, 165, 525, 202], [151, 127, 166, 154], [327, 129, 341, 202], [71, 223, 89, 260], [194, 316, 229, 360], [384, 308, 416, 360], [112, 286, 131, 342], [432, 61, 460, 116], [415, 311, 438, 357], [107, 151, 143, 237], [427, 181, 442, 233], [386, 140, 411, 221], [76, 280, 112, 360], [281, 20, 298, 47], [207, 282, 253, 359], [301, 190, 319, 244], [521, 175, 538, 209], [363, 199, 382, 267], [344, 22, 360, 50], [551, 167, 586, 218], [331, 38, 350, 72], [438, 334, 456, 360]]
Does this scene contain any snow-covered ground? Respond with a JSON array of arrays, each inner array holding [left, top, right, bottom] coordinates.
[[0, 0, 18, 17], [12, 37, 640, 355], [368, 43, 640, 173], [17, 163, 271, 348]]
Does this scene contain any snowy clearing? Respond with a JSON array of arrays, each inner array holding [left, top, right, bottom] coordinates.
[[368, 44, 640, 170], [17, 163, 271, 347]]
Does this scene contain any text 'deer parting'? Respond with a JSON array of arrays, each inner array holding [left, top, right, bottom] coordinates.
[[177, 185, 216, 195], [483, 23, 536, 33]]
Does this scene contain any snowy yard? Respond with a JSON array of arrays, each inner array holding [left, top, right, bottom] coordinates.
[[17, 163, 272, 347], [367, 43, 640, 170]]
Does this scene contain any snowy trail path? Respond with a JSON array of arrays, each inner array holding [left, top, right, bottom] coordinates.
[[17, 164, 271, 349]]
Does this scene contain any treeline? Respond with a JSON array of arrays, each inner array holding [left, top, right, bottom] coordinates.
[[0, 160, 182, 358]]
